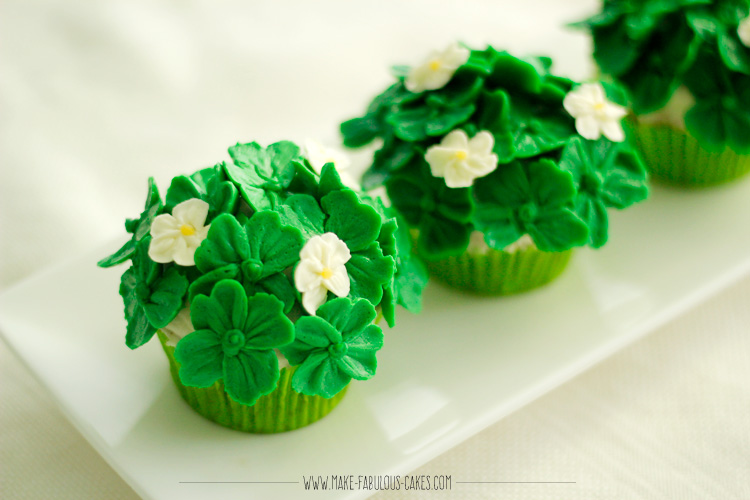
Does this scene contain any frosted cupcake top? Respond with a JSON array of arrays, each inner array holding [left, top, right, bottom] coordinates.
[[98, 140, 427, 405], [574, 0, 750, 153], [341, 44, 649, 260]]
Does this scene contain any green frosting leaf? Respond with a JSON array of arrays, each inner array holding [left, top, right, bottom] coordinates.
[[387, 164, 473, 260], [165, 164, 239, 219], [559, 138, 649, 246], [280, 298, 383, 398], [119, 266, 156, 350], [473, 160, 588, 252], [190, 212, 302, 311], [322, 189, 382, 252], [98, 178, 162, 268], [276, 194, 326, 241], [345, 242, 395, 306], [118, 239, 188, 348], [176, 280, 294, 405], [225, 141, 302, 210]]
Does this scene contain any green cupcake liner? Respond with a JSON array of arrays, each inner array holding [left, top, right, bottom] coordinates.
[[425, 246, 573, 295], [629, 121, 750, 187], [157, 331, 347, 433]]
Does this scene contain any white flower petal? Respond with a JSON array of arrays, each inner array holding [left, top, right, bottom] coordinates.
[[442, 44, 470, 67], [467, 131, 494, 154], [425, 147, 457, 176], [465, 155, 498, 177], [171, 237, 195, 266], [148, 235, 178, 263], [563, 91, 594, 116], [324, 266, 351, 297], [601, 119, 625, 143], [601, 102, 627, 121], [318, 233, 351, 263], [150, 214, 180, 236], [441, 129, 469, 149], [576, 116, 602, 140], [304, 139, 351, 173], [588, 82, 605, 102], [294, 262, 323, 292], [173, 198, 209, 227], [740, 16, 750, 47], [302, 286, 328, 316], [338, 171, 361, 190], [443, 167, 474, 188]]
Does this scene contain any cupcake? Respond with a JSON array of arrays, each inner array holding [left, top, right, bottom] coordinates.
[[574, 0, 750, 186], [341, 44, 649, 295], [98, 140, 423, 432]]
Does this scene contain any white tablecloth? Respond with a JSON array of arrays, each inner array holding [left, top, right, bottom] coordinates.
[[2, 1, 749, 498]]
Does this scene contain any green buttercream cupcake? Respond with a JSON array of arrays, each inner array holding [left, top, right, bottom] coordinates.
[[574, 0, 750, 187], [98, 140, 424, 432], [341, 44, 649, 294]]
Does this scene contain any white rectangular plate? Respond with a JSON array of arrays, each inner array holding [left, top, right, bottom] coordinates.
[[2, 179, 750, 500]]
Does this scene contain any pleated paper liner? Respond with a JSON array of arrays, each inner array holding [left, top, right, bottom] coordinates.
[[157, 331, 347, 433], [425, 246, 573, 295], [628, 120, 750, 187]]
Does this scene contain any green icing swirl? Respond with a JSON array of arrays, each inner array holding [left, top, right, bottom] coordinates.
[[340, 45, 649, 260], [575, 0, 750, 153], [98, 140, 411, 403]]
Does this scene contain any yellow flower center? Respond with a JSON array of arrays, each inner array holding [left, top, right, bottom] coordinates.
[[453, 150, 468, 160], [320, 267, 334, 280], [594, 102, 606, 111], [429, 59, 442, 71], [180, 224, 196, 236]]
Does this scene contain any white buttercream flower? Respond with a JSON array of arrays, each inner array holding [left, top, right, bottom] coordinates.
[[148, 198, 210, 266], [739, 16, 750, 47], [161, 307, 194, 347], [563, 83, 627, 142], [294, 233, 351, 315], [405, 43, 470, 93], [424, 130, 499, 188], [303, 139, 359, 189]]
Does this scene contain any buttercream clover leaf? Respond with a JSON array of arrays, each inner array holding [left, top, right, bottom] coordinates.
[[362, 134, 418, 190], [224, 141, 303, 211], [387, 165, 473, 260], [473, 159, 589, 252], [377, 215, 428, 327], [164, 163, 239, 220], [98, 178, 163, 268], [281, 298, 383, 398], [386, 103, 476, 142], [559, 137, 649, 248], [175, 280, 294, 405], [341, 83, 422, 148], [119, 239, 188, 349], [508, 93, 577, 158], [189, 212, 303, 311], [148, 198, 211, 267]]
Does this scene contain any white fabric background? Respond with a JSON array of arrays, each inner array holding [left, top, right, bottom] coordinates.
[[2, 1, 749, 498]]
